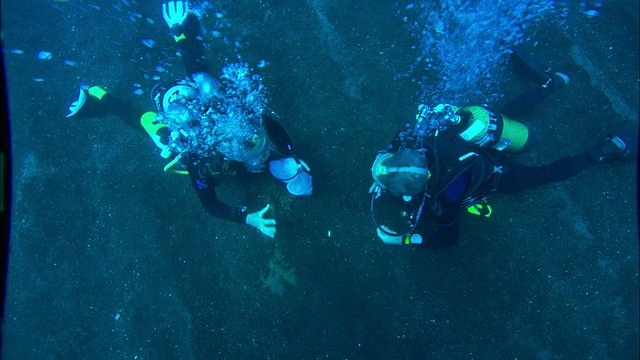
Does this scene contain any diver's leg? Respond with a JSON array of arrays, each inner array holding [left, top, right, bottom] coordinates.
[[500, 50, 570, 118], [496, 127, 638, 193], [171, 14, 207, 76], [92, 92, 171, 151], [101, 92, 171, 155], [496, 154, 596, 194], [499, 87, 551, 119], [67, 86, 172, 157], [67, 86, 147, 133], [510, 49, 553, 84], [100, 94, 148, 133]]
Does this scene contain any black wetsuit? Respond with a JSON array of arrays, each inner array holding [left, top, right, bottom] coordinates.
[[186, 157, 248, 223], [391, 51, 598, 249], [100, 14, 250, 224], [398, 134, 597, 249]]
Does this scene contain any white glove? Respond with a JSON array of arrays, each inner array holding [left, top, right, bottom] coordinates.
[[162, 1, 189, 29], [376, 225, 403, 245], [245, 204, 276, 238]]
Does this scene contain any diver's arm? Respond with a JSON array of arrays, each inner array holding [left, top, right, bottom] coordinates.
[[416, 197, 460, 249], [162, 1, 207, 75], [186, 161, 276, 237], [186, 161, 248, 223]]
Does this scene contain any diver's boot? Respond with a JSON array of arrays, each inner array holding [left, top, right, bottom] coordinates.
[[543, 71, 570, 91], [588, 127, 639, 162], [511, 49, 569, 91], [66, 86, 108, 118]]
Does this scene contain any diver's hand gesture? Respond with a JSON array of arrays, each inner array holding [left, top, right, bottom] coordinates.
[[162, 1, 189, 30], [246, 204, 276, 238]]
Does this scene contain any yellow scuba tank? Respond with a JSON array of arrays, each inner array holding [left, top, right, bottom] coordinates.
[[454, 105, 537, 153]]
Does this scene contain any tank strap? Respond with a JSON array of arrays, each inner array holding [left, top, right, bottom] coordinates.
[[460, 158, 502, 209]]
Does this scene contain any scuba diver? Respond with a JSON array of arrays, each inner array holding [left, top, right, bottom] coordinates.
[[66, 1, 312, 238], [370, 50, 638, 249]]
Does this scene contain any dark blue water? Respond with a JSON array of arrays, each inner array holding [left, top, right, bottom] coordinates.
[[2, 0, 638, 358]]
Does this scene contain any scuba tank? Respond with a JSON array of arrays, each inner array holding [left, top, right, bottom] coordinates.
[[410, 103, 537, 154], [453, 105, 537, 154]]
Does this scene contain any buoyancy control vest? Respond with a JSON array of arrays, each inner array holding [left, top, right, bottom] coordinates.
[[421, 134, 502, 214]]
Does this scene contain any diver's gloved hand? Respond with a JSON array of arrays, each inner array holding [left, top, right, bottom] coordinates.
[[246, 204, 276, 238], [376, 225, 403, 245], [162, 1, 189, 32]]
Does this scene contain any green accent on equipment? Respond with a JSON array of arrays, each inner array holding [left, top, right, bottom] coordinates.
[[140, 112, 190, 175], [163, 151, 189, 175], [467, 202, 492, 217], [88, 86, 107, 100], [140, 111, 171, 158]]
